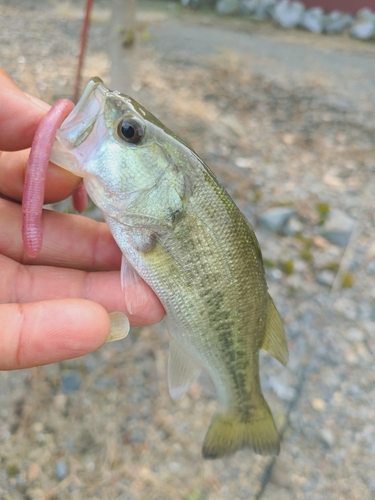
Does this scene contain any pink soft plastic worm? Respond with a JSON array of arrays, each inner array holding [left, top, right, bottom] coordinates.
[[22, 99, 75, 258]]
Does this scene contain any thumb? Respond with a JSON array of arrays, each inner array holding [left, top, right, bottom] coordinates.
[[0, 299, 111, 370]]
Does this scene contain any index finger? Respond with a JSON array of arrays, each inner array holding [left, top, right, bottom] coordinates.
[[0, 67, 48, 151], [0, 198, 121, 271]]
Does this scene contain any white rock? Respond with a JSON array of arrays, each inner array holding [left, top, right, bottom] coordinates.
[[269, 376, 296, 402], [258, 206, 296, 232], [334, 297, 357, 320], [350, 20, 375, 40], [350, 8, 375, 40], [216, 0, 240, 14], [346, 327, 365, 343], [320, 428, 335, 448], [255, 0, 276, 19], [356, 8, 375, 22], [241, 0, 259, 14], [234, 157, 254, 168], [181, 0, 200, 5], [321, 209, 355, 247], [273, 0, 305, 28], [300, 7, 325, 33], [284, 215, 304, 235], [315, 270, 335, 287], [267, 268, 283, 280], [325, 11, 353, 34]]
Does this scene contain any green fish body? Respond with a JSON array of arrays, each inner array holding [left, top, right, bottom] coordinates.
[[50, 78, 288, 459]]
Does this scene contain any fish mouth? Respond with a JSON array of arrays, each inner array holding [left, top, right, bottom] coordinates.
[[50, 77, 109, 176]]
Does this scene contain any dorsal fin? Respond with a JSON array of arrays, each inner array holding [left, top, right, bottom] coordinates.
[[261, 294, 289, 366]]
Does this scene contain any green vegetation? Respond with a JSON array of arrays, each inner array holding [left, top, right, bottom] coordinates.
[[316, 202, 330, 224], [6, 464, 20, 477], [341, 272, 355, 288], [321, 261, 340, 273], [252, 189, 262, 204], [263, 258, 275, 268], [300, 247, 313, 262], [280, 260, 294, 275], [186, 488, 203, 500]]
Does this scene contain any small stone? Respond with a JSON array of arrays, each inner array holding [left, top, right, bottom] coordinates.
[[320, 428, 335, 448], [32, 422, 44, 433], [54, 394, 67, 411], [356, 7, 375, 22], [267, 268, 283, 280], [273, 0, 305, 29], [181, 0, 201, 6], [169, 461, 181, 472], [284, 216, 304, 235], [234, 157, 253, 168], [351, 8, 375, 39], [344, 349, 358, 365], [282, 133, 295, 144], [350, 20, 375, 40], [129, 428, 146, 443], [241, 0, 259, 14], [85, 461, 96, 472], [254, 0, 276, 19], [258, 206, 296, 232], [269, 376, 295, 402], [320, 209, 355, 247], [61, 371, 82, 393], [346, 327, 365, 342], [27, 463, 40, 481], [216, 0, 240, 15], [315, 270, 335, 287], [55, 460, 68, 480], [312, 398, 326, 411], [325, 11, 353, 34], [269, 461, 292, 488], [219, 114, 244, 136], [95, 376, 117, 389], [300, 7, 325, 33], [334, 297, 357, 320]]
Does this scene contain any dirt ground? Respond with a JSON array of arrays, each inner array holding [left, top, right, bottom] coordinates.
[[1, 1, 375, 499]]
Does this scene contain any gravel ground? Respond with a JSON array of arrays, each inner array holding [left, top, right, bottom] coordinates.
[[1, 1, 375, 499]]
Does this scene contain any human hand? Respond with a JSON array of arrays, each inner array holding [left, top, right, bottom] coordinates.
[[0, 68, 165, 370]]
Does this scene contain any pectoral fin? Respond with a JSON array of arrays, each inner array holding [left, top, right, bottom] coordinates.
[[261, 294, 289, 366], [121, 254, 143, 316], [168, 339, 201, 400]]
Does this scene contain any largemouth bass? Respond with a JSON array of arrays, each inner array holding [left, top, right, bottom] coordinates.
[[50, 77, 288, 459]]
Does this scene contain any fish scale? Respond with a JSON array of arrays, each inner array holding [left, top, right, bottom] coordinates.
[[50, 77, 289, 459]]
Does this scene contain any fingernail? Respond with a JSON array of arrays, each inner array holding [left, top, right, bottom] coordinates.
[[106, 312, 130, 342]]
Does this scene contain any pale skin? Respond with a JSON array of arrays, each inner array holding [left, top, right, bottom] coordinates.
[[0, 68, 165, 370]]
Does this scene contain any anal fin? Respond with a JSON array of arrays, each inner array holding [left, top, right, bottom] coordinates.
[[261, 293, 289, 366], [168, 339, 201, 400]]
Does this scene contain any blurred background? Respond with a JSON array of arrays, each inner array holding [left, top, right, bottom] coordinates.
[[1, 0, 375, 498]]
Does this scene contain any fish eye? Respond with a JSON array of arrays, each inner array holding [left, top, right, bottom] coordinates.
[[117, 118, 144, 144]]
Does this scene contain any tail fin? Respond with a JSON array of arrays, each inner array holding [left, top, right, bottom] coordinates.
[[202, 399, 280, 459]]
